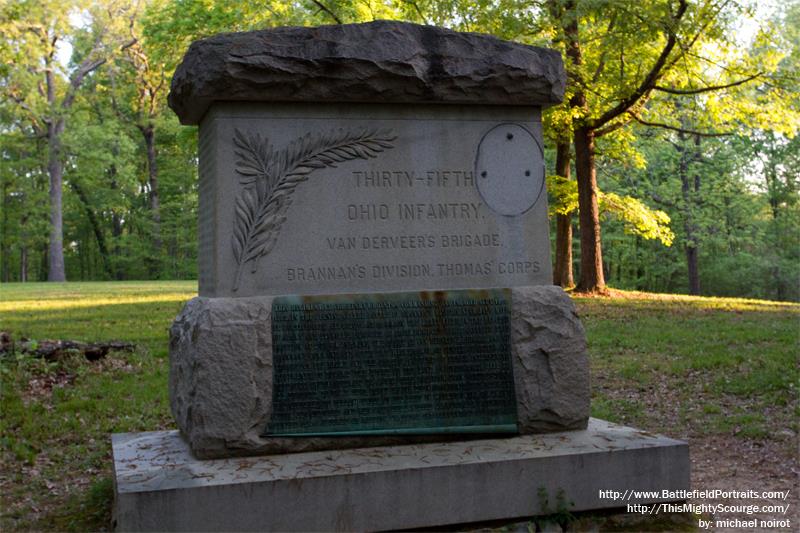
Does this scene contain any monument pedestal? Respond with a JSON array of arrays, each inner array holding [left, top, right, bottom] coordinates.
[[112, 418, 690, 532]]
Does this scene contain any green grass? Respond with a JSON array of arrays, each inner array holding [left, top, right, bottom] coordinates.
[[0, 281, 197, 354], [1, 281, 196, 531], [0, 281, 798, 531], [576, 292, 800, 438]]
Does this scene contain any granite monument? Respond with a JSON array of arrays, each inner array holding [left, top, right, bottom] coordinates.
[[111, 20, 689, 532], [167, 20, 590, 459]]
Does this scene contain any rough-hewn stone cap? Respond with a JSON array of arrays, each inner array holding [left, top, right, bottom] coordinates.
[[169, 20, 566, 125]]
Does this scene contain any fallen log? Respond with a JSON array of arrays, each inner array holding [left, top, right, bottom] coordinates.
[[0, 332, 135, 361]]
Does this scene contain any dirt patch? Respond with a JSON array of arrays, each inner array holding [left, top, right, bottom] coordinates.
[[26, 371, 77, 400], [690, 435, 798, 531], [592, 363, 798, 531]]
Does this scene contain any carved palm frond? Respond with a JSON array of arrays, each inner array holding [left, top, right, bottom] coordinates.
[[232, 128, 273, 199], [231, 127, 396, 291]]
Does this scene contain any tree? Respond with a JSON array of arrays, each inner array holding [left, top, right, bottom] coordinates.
[[552, 142, 575, 287], [104, 0, 171, 276], [744, 131, 800, 300], [0, 129, 49, 282], [544, 0, 775, 292], [1, 0, 132, 281]]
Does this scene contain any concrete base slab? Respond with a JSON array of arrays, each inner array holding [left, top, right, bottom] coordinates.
[[112, 418, 690, 532]]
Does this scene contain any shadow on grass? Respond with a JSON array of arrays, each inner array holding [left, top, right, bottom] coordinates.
[[44, 477, 114, 532]]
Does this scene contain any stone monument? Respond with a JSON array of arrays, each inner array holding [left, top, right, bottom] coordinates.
[[111, 21, 689, 532]]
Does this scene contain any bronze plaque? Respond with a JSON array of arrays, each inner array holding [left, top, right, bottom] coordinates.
[[265, 290, 517, 436]]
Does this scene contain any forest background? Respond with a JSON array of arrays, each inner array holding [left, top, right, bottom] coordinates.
[[1, 0, 798, 301]]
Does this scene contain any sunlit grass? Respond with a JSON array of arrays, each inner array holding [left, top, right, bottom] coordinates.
[[0, 293, 193, 312], [572, 287, 800, 312], [0, 281, 197, 354], [577, 288, 799, 440], [0, 280, 196, 301]]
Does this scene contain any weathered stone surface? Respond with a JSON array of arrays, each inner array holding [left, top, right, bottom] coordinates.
[[197, 103, 552, 298], [169, 20, 565, 125], [169, 297, 274, 457], [112, 421, 690, 531], [511, 286, 590, 431], [169, 286, 589, 459]]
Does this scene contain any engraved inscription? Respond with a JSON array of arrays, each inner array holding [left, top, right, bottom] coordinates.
[[265, 290, 518, 436], [231, 128, 396, 290]]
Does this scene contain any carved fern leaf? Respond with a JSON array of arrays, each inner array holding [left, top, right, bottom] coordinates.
[[232, 127, 396, 290]]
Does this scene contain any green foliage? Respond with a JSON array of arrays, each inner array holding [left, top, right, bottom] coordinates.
[[598, 121, 799, 301], [547, 175, 674, 246], [535, 487, 576, 530], [600, 192, 674, 246], [546, 174, 579, 216]]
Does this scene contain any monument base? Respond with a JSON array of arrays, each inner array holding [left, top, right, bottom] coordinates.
[[112, 419, 689, 532]]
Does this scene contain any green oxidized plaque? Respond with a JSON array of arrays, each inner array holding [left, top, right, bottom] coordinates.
[[265, 289, 518, 437]]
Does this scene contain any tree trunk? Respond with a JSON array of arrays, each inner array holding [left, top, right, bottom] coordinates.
[[679, 133, 700, 295], [573, 126, 606, 292], [553, 142, 574, 288], [40, 242, 48, 281], [47, 118, 67, 281], [1, 180, 9, 282], [140, 124, 161, 278], [764, 155, 785, 299], [108, 165, 125, 280], [558, 0, 606, 293], [20, 246, 28, 282], [70, 180, 114, 279], [685, 244, 700, 295], [19, 211, 29, 282]]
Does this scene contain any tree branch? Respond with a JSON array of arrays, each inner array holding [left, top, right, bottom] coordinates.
[[654, 72, 761, 95], [664, 0, 730, 72], [649, 192, 676, 208], [595, 115, 634, 137], [120, 38, 137, 51], [62, 57, 106, 109], [591, 0, 689, 129], [592, 14, 617, 83], [629, 112, 733, 137], [5, 91, 45, 136], [403, 0, 429, 24], [311, 0, 342, 24]]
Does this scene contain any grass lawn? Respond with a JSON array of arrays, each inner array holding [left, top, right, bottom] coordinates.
[[1, 281, 798, 531]]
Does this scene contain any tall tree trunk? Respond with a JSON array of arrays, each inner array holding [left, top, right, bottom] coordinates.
[[109, 170, 124, 280], [40, 242, 48, 281], [685, 245, 699, 295], [678, 132, 700, 295], [19, 212, 29, 282], [1, 180, 9, 282], [47, 118, 66, 281], [764, 156, 785, 299], [70, 180, 113, 279], [140, 124, 161, 278], [558, 0, 605, 293], [20, 246, 28, 282], [574, 126, 606, 292], [553, 142, 574, 288]]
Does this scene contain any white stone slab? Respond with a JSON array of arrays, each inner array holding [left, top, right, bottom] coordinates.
[[112, 418, 690, 531], [198, 103, 553, 297]]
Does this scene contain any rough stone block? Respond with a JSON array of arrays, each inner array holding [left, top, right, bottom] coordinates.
[[169, 285, 589, 459], [169, 21, 565, 125]]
